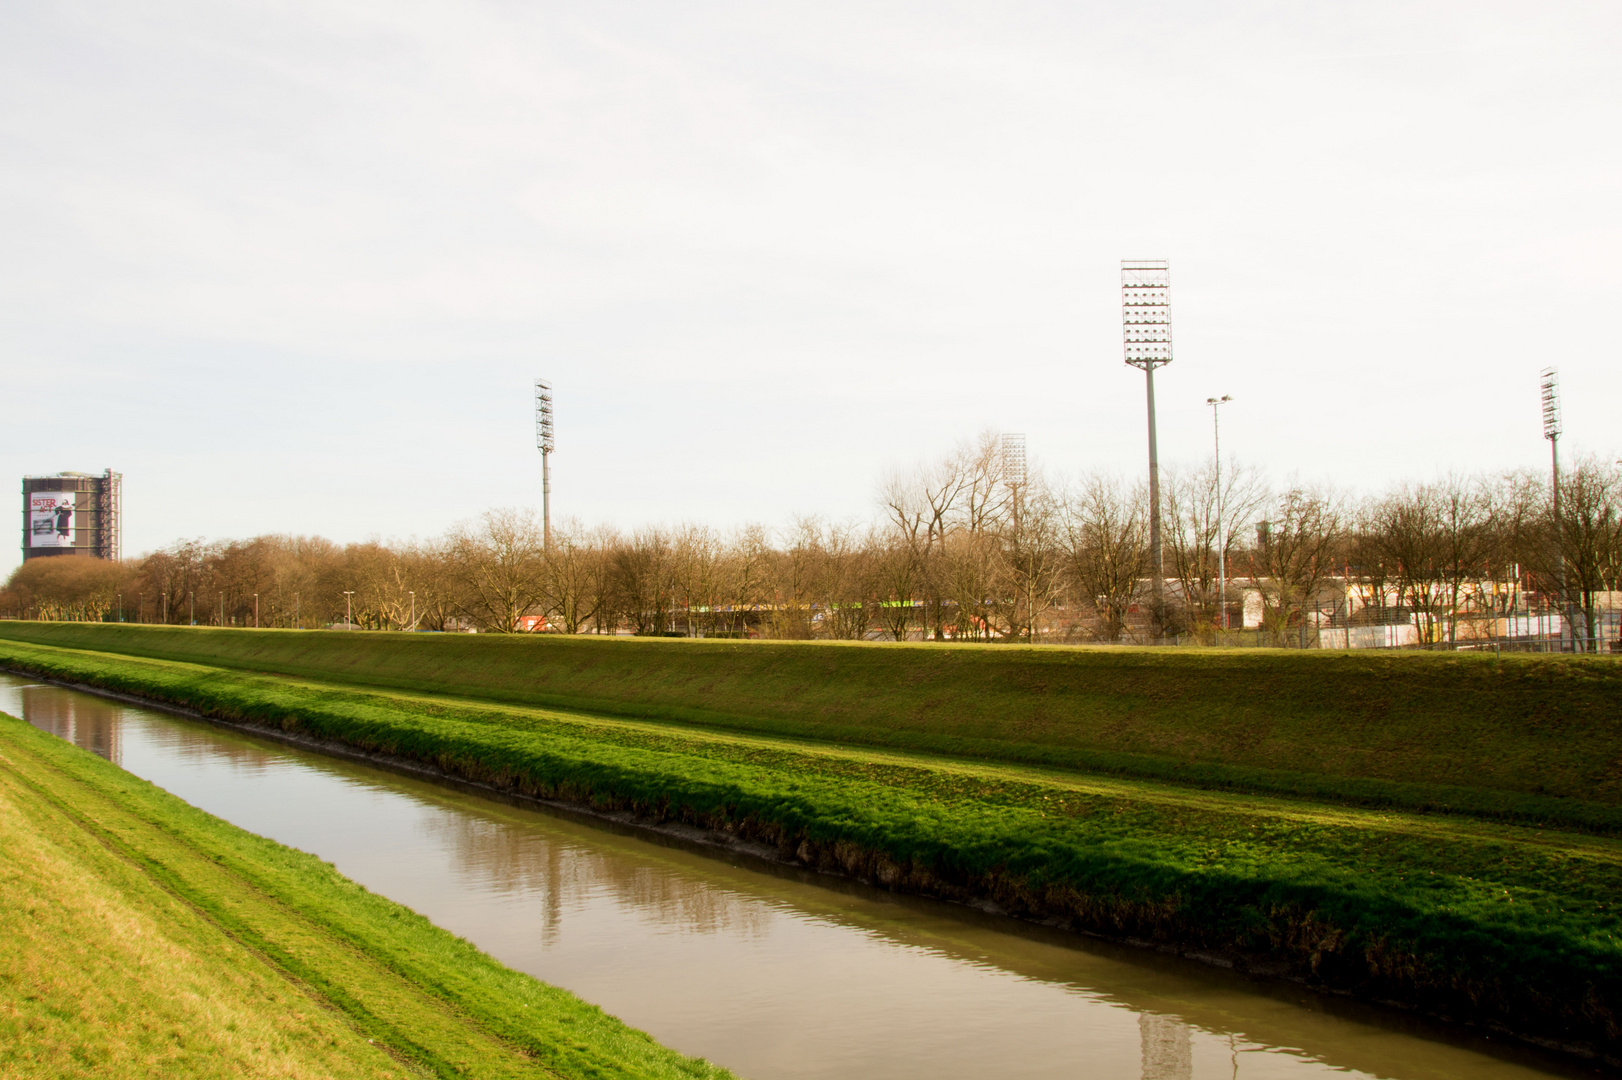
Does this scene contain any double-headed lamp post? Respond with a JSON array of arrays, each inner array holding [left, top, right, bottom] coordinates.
[[1206, 395, 1233, 630]]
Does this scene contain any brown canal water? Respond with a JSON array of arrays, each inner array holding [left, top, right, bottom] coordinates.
[[4, 673, 1603, 1080]]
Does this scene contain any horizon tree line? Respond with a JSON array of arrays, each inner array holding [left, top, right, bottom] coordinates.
[[4, 432, 1618, 650]]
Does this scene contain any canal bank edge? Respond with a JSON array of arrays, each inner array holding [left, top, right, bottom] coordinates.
[[4, 621, 1621, 832], [0, 707, 739, 1080], [2, 642, 1618, 1068]]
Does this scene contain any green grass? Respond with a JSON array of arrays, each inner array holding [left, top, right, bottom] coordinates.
[[0, 704, 736, 1080], [2, 621, 1620, 829], [2, 635, 1620, 1058]]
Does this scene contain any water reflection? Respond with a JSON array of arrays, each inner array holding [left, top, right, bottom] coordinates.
[[1141, 1015, 1193, 1080], [15, 682, 122, 762], [421, 811, 774, 945], [1, 674, 1595, 1080]]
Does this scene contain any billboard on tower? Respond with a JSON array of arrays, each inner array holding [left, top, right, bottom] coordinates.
[[29, 491, 75, 548]]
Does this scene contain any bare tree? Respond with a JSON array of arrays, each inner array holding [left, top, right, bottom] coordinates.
[[447, 508, 549, 632], [1244, 485, 1345, 646], [1163, 461, 1267, 640], [880, 445, 973, 639], [997, 470, 1062, 642], [1057, 473, 1148, 643], [1543, 456, 1622, 651], [816, 519, 878, 639], [544, 519, 605, 633], [671, 523, 723, 637], [722, 524, 770, 637]]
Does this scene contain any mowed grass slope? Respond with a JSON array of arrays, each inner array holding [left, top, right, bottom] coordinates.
[[0, 709, 734, 1080], [3, 621, 1621, 826], [2, 638, 1620, 1056]]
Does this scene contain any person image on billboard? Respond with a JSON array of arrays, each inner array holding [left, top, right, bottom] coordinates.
[[27, 492, 74, 548]]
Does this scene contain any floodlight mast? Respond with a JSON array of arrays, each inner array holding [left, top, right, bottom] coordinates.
[[1540, 367, 1569, 649], [1001, 434, 1031, 641], [535, 379, 555, 552], [1206, 395, 1232, 630], [1123, 260, 1172, 633]]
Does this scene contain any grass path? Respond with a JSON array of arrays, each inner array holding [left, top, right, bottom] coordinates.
[[0, 711, 736, 1080]]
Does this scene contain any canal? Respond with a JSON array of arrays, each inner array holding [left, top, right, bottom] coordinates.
[[2, 673, 1593, 1080]]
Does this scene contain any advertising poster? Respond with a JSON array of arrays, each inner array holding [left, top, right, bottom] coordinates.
[[28, 491, 75, 548]]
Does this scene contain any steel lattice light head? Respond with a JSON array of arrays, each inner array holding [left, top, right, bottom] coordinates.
[[1122, 259, 1171, 370], [535, 379, 555, 453], [1001, 433, 1027, 487], [1539, 366, 1560, 441]]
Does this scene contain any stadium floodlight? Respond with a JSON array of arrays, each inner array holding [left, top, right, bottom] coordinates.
[[1540, 366, 1571, 648], [535, 379, 554, 551], [1540, 366, 1561, 441], [1206, 395, 1232, 630], [1123, 260, 1171, 623], [1001, 433, 1027, 488]]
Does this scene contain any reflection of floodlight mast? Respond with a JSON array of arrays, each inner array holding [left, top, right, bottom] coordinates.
[[1540, 366, 1568, 648], [1123, 260, 1171, 627], [535, 379, 555, 551]]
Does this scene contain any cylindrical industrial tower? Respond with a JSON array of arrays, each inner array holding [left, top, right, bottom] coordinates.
[[21, 470, 122, 563]]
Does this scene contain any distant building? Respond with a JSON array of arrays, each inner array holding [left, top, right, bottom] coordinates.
[[21, 470, 122, 563]]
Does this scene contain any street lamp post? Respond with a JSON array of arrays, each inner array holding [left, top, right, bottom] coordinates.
[[409, 590, 415, 631], [343, 591, 355, 630], [1123, 261, 1173, 638], [1206, 395, 1233, 631]]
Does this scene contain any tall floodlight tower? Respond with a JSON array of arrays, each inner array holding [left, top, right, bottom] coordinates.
[[1540, 366, 1568, 648], [1123, 260, 1172, 624], [1206, 395, 1232, 629], [535, 379, 555, 551], [1001, 433, 1031, 641]]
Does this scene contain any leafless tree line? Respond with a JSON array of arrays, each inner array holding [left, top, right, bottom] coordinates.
[[4, 434, 1619, 650]]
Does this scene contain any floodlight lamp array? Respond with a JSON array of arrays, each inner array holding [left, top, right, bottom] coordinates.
[[535, 379, 555, 453], [1001, 433, 1027, 486], [1122, 260, 1171, 369], [1540, 366, 1561, 440]]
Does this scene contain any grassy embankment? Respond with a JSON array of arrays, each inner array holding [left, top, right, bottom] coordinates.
[[1, 627, 1620, 1058], [3, 621, 1621, 829], [0, 708, 733, 1080]]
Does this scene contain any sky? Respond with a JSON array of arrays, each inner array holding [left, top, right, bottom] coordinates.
[[2, 0, 1619, 574]]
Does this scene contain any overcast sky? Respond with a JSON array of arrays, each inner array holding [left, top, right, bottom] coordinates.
[[2, 0, 1618, 574]]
